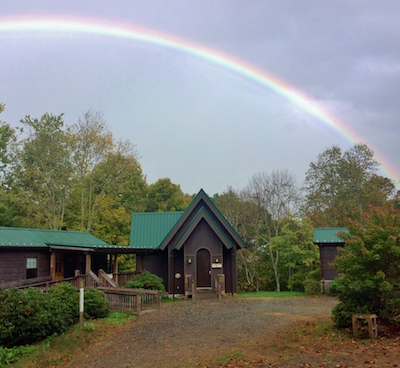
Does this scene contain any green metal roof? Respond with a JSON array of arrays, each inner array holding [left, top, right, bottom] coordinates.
[[129, 211, 184, 249], [314, 228, 347, 243], [129, 189, 247, 250], [0, 227, 110, 248]]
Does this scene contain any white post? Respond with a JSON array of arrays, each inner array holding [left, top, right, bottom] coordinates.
[[80, 286, 84, 328]]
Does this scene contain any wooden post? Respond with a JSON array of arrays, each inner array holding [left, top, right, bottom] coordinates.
[[50, 251, 56, 281], [136, 293, 142, 316], [79, 281, 84, 328], [185, 274, 190, 299], [191, 276, 196, 300], [85, 253, 92, 286], [217, 274, 225, 300], [157, 292, 162, 310], [113, 254, 118, 285]]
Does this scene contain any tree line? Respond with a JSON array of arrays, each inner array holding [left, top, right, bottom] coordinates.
[[214, 144, 399, 293], [1, 105, 399, 294], [0, 106, 192, 246]]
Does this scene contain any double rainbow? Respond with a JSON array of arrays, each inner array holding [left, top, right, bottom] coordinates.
[[1, 15, 398, 183]]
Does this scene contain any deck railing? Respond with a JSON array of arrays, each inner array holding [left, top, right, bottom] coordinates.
[[98, 287, 162, 315], [2, 273, 105, 290], [112, 271, 140, 287], [1, 275, 161, 315], [98, 269, 118, 288], [0, 275, 52, 290]]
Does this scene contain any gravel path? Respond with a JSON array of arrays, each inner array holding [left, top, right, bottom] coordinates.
[[65, 297, 336, 368]]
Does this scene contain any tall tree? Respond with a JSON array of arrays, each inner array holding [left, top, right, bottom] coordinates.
[[303, 143, 396, 227], [86, 143, 148, 244], [68, 110, 114, 231], [245, 170, 302, 292], [0, 103, 22, 227], [214, 187, 265, 291], [146, 178, 192, 212], [16, 113, 72, 229], [0, 103, 15, 171], [269, 215, 319, 292]]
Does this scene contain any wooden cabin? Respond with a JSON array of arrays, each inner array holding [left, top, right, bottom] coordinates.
[[130, 189, 246, 298], [0, 227, 131, 289], [313, 227, 346, 293]]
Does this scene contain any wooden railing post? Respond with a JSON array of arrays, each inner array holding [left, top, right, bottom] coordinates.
[[113, 254, 118, 285], [157, 292, 162, 310], [136, 293, 142, 316], [216, 274, 225, 300], [191, 276, 196, 300]]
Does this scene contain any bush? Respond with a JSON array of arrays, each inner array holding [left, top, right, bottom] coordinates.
[[329, 205, 400, 326], [0, 283, 79, 347], [125, 271, 165, 293], [303, 269, 322, 295], [84, 289, 109, 319], [0, 287, 49, 346], [46, 283, 79, 334]]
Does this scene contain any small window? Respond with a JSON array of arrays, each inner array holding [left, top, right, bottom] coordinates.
[[26, 257, 38, 279]]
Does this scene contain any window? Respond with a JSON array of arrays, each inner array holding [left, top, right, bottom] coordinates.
[[26, 257, 38, 279]]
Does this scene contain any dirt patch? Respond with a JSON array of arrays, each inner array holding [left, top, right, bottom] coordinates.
[[63, 296, 338, 368]]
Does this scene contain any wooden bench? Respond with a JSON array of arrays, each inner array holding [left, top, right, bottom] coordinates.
[[352, 314, 378, 338]]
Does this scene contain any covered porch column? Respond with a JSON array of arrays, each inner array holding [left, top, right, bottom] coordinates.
[[113, 253, 118, 284], [50, 250, 56, 280], [85, 252, 91, 274]]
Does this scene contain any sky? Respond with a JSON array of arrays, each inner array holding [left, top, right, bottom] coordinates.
[[1, 1, 399, 196]]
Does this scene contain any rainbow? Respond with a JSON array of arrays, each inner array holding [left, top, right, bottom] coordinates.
[[0, 15, 398, 183]]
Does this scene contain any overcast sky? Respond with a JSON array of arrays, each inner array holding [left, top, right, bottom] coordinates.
[[1, 1, 399, 195]]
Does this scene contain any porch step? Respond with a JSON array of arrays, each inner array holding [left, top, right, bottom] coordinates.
[[195, 289, 216, 300]]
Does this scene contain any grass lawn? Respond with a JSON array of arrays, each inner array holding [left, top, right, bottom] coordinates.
[[236, 290, 306, 298], [4, 312, 135, 368]]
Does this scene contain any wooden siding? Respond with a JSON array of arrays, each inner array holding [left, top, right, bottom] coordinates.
[[223, 245, 237, 294], [180, 219, 223, 291], [319, 243, 343, 280], [136, 251, 169, 291], [0, 249, 50, 284], [171, 249, 184, 295]]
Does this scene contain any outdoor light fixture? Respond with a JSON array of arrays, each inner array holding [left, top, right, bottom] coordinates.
[[215, 258, 219, 263], [188, 258, 192, 264]]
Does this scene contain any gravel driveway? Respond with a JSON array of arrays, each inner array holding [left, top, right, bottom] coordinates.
[[65, 296, 336, 368]]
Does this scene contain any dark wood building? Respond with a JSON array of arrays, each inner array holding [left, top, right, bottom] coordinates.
[[130, 189, 246, 297], [0, 227, 130, 289], [314, 227, 347, 293]]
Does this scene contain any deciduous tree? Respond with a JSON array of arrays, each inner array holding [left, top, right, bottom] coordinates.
[[330, 204, 400, 326], [16, 113, 72, 229], [303, 143, 397, 227], [245, 170, 302, 292]]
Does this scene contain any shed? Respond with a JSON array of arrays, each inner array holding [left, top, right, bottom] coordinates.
[[314, 227, 347, 292]]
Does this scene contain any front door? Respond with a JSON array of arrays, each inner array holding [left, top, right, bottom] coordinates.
[[196, 248, 211, 288], [54, 251, 64, 280]]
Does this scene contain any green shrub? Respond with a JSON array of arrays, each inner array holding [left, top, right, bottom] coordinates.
[[0, 287, 49, 346], [329, 278, 379, 327], [303, 269, 322, 295], [84, 289, 109, 319], [125, 271, 165, 293], [46, 283, 79, 334], [329, 205, 400, 326], [0, 283, 79, 347]]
